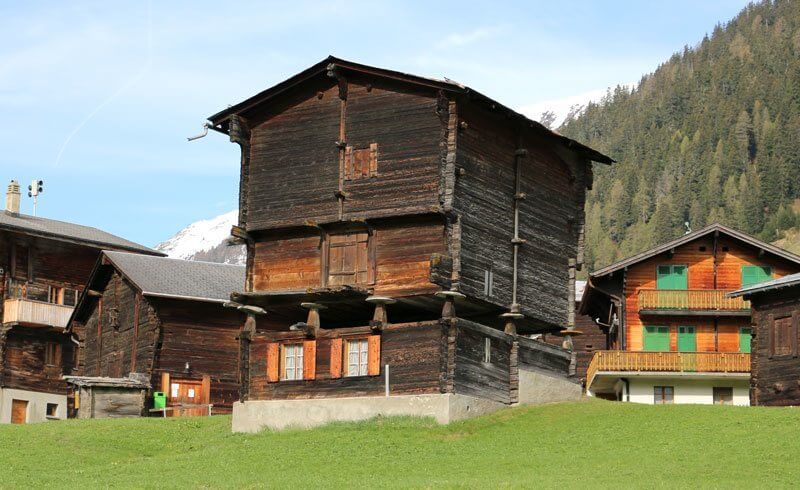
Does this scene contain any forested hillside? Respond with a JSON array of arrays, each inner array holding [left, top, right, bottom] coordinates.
[[561, 0, 800, 271]]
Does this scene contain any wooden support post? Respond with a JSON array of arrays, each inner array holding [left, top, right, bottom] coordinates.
[[436, 290, 465, 319], [501, 312, 523, 336], [366, 296, 396, 331], [293, 302, 326, 338]]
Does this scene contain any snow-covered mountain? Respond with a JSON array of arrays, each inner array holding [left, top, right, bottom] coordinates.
[[155, 210, 246, 265]]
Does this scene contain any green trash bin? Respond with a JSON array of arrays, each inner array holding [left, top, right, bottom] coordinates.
[[153, 392, 167, 410]]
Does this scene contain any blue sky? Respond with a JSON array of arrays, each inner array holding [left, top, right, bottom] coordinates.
[[0, 0, 751, 247]]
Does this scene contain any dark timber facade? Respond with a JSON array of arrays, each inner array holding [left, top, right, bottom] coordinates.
[[206, 57, 611, 418], [0, 180, 158, 423]]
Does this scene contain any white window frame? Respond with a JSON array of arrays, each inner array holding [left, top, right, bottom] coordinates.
[[283, 343, 304, 381], [346, 338, 369, 377]]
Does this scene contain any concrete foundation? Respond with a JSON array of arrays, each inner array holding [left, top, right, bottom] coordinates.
[[0, 388, 67, 424], [232, 393, 506, 433], [518, 368, 582, 404]]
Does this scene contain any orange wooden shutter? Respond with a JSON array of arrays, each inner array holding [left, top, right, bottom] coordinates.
[[330, 338, 343, 379], [368, 335, 381, 376], [303, 340, 316, 380], [266, 342, 279, 382]]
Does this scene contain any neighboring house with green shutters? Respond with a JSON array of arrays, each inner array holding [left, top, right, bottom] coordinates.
[[580, 223, 800, 406]]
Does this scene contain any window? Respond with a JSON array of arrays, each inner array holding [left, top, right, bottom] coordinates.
[[677, 326, 696, 352], [344, 143, 378, 180], [713, 387, 733, 405], [739, 327, 752, 354], [44, 342, 61, 367], [345, 338, 369, 377], [741, 266, 772, 287], [282, 344, 304, 381], [644, 326, 670, 352], [326, 232, 372, 286], [657, 265, 688, 290], [654, 386, 674, 404], [46, 403, 58, 418], [771, 316, 794, 357], [483, 267, 494, 297], [484, 337, 492, 364]]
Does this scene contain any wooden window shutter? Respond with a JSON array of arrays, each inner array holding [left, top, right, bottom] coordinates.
[[330, 338, 343, 379], [367, 335, 381, 376], [303, 340, 316, 380], [266, 342, 280, 382]]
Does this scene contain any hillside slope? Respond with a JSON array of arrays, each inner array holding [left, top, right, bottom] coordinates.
[[155, 210, 245, 265], [2, 400, 799, 487], [561, 0, 800, 271]]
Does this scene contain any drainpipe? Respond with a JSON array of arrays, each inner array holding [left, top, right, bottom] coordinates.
[[509, 146, 527, 316]]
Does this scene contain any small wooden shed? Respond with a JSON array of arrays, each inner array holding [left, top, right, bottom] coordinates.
[[64, 375, 150, 419]]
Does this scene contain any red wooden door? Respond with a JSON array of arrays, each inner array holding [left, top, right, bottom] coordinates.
[[11, 399, 28, 424], [168, 377, 209, 417]]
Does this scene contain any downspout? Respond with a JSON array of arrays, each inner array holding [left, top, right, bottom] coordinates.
[[510, 145, 527, 315]]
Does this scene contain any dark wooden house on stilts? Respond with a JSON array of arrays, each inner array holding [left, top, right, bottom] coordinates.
[[201, 57, 613, 431]]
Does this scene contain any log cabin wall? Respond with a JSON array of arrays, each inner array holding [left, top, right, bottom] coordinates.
[[81, 271, 157, 379], [452, 101, 584, 329], [149, 298, 243, 411], [542, 309, 608, 381], [250, 216, 447, 300], [750, 288, 800, 405], [453, 319, 514, 404], [248, 320, 445, 400], [623, 236, 793, 351], [244, 78, 443, 232], [1, 328, 74, 395]]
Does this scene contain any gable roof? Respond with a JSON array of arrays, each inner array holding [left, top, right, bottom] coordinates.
[[591, 223, 800, 278], [728, 272, 800, 298], [102, 251, 245, 303], [0, 211, 160, 255], [206, 56, 614, 165]]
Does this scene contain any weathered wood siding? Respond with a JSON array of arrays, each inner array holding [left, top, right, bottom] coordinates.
[[76, 386, 146, 419], [250, 218, 445, 297], [543, 308, 608, 380], [750, 288, 800, 406], [453, 320, 513, 404], [245, 80, 442, 232], [1, 329, 74, 395], [81, 271, 157, 378], [249, 321, 444, 400], [623, 237, 793, 351], [151, 299, 243, 410], [452, 102, 585, 328]]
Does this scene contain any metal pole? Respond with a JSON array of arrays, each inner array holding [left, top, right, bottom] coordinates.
[[385, 364, 390, 397]]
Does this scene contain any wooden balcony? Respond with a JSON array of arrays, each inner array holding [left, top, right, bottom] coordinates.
[[586, 350, 750, 389], [638, 289, 750, 316], [2, 299, 74, 329]]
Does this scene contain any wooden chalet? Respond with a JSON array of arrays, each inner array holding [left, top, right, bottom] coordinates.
[[67, 251, 246, 418], [0, 180, 159, 424], [203, 57, 613, 430], [730, 273, 800, 406], [581, 223, 800, 405]]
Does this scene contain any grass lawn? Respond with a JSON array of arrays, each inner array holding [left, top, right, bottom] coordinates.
[[1, 398, 797, 488]]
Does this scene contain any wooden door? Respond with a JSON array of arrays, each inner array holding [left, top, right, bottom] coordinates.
[[11, 399, 28, 424], [168, 377, 209, 417]]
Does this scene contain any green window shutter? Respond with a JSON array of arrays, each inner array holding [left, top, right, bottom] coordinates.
[[672, 266, 688, 290], [644, 326, 670, 352], [740, 327, 752, 353], [677, 326, 696, 352], [742, 266, 773, 287], [657, 266, 672, 289], [657, 265, 688, 289]]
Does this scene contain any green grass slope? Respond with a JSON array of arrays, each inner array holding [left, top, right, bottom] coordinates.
[[1, 399, 797, 488]]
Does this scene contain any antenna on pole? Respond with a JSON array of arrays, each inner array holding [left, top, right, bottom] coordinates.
[[28, 179, 44, 216]]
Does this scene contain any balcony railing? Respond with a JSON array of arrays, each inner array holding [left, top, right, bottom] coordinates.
[[638, 289, 750, 313], [586, 350, 750, 388], [3, 299, 74, 328]]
